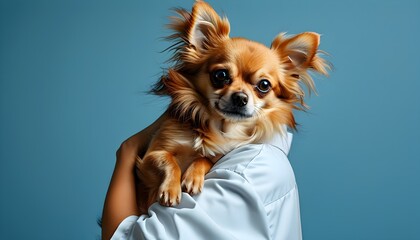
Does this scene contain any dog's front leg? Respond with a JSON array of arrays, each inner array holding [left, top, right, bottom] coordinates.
[[140, 150, 182, 207], [181, 157, 213, 195]]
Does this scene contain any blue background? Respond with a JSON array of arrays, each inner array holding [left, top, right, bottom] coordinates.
[[1, 0, 419, 239]]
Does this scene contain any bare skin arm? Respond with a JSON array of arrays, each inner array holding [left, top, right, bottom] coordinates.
[[101, 112, 168, 240]]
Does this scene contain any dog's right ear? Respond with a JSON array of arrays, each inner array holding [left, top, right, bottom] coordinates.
[[187, 1, 230, 52], [167, 1, 230, 65]]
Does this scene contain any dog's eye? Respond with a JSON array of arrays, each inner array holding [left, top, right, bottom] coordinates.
[[211, 69, 231, 88], [256, 79, 271, 93]]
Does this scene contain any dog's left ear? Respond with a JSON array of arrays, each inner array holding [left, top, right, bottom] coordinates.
[[271, 32, 329, 75]]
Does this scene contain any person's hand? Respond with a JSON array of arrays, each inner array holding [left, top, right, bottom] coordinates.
[[102, 112, 167, 240], [117, 111, 168, 166]]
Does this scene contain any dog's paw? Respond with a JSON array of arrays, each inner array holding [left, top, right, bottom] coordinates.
[[181, 170, 205, 195], [157, 183, 182, 207]]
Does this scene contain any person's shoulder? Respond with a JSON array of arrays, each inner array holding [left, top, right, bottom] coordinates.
[[211, 141, 297, 205], [211, 143, 265, 173]]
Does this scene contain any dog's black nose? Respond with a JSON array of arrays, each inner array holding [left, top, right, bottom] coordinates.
[[231, 92, 248, 107]]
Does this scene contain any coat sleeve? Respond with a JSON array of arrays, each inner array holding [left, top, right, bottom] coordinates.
[[111, 169, 272, 240]]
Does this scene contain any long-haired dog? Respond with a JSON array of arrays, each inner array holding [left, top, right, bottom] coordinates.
[[136, 0, 329, 213]]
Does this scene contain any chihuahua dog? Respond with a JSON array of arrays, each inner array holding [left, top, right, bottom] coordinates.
[[136, 0, 329, 213]]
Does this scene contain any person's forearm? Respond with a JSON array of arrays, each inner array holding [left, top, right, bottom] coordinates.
[[102, 146, 139, 240], [101, 112, 168, 239]]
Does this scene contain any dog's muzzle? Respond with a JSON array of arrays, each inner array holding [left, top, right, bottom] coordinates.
[[215, 92, 254, 119]]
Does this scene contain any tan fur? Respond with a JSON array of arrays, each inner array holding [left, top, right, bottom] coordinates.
[[136, 1, 330, 213]]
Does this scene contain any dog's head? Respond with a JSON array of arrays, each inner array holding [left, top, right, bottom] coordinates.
[[154, 1, 329, 132]]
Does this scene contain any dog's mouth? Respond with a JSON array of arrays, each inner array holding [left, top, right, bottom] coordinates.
[[215, 102, 254, 119]]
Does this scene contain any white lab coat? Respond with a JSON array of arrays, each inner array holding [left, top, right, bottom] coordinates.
[[112, 132, 302, 240]]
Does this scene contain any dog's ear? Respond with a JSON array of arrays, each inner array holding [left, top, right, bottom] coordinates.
[[167, 1, 230, 66], [187, 1, 230, 52], [271, 32, 330, 108], [271, 32, 328, 73], [271, 32, 329, 92]]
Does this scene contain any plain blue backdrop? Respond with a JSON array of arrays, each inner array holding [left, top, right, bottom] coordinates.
[[1, 0, 419, 239]]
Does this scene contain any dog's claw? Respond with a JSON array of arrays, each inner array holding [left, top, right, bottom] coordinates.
[[157, 185, 181, 207], [181, 173, 204, 195]]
